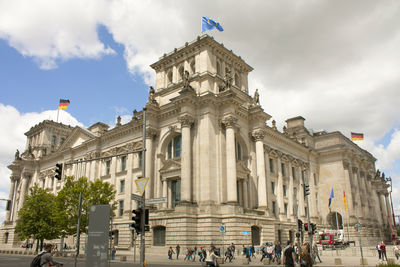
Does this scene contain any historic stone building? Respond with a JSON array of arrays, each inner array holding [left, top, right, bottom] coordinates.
[[0, 35, 393, 250]]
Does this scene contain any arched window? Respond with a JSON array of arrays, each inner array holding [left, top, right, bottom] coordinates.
[[178, 66, 184, 81], [167, 135, 181, 159], [190, 60, 195, 74], [251, 226, 261, 246], [51, 135, 57, 145], [235, 73, 241, 88], [153, 226, 166, 246], [167, 71, 173, 85]]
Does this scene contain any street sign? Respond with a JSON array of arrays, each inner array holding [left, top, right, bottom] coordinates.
[[146, 197, 167, 205], [131, 194, 142, 202], [220, 226, 226, 232], [135, 177, 149, 196], [242, 231, 250, 235]]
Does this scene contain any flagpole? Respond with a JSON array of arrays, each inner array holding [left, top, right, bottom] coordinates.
[[56, 107, 60, 123]]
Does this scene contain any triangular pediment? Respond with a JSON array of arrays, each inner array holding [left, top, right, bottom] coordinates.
[[58, 126, 96, 151]]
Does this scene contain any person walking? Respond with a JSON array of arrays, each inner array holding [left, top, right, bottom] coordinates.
[[376, 243, 382, 261], [312, 243, 322, 263], [275, 241, 282, 264], [176, 244, 181, 260], [205, 247, 219, 267], [168, 246, 175, 260], [111, 246, 116, 260], [380, 241, 387, 261], [300, 242, 313, 267], [193, 246, 197, 262], [282, 240, 296, 267], [34, 244, 64, 266], [394, 245, 399, 260]]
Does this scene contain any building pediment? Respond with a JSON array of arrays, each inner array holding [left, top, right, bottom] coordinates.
[[58, 127, 96, 151], [159, 159, 181, 179]]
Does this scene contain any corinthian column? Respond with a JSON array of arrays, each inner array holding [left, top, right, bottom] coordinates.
[[252, 129, 268, 210], [385, 193, 392, 225], [222, 115, 238, 204], [178, 114, 194, 203], [145, 128, 157, 199], [379, 193, 388, 225], [18, 173, 30, 211], [276, 155, 285, 219], [288, 161, 294, 220], [5, 176, 17, 221]]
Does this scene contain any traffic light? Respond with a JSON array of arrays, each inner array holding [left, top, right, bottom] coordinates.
[[304, 223, 308, 231], [297, 219, 303, 231], [55, 163, 63, 180], [304, 184, 310, 196], [131, 209, 142, 234], [310, 223, 317, 234]]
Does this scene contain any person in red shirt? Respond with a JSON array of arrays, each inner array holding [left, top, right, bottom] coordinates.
[[380, 241, 387, 261]]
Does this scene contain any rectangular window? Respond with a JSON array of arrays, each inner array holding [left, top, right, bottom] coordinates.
[[171, 179, 181, 208], [119, 200, 124, 217], [236, 142, 242, 160], [284, 203, 288, 216], [173, 135, 181, 158], [292, 167, 296, 179], [269, 158, 274, 173], [121, 156, 126, 171], [105, 160, 111, 175], [167, 142, 172, 159], [272, 201, 276, 217], [283, 185, 287, 197], [314, 173, 317, 186], [60, 137, 65, 145], [120, 180, 125, 193], [138, 152, 143, 168], [281, 163, 286, 177], [51, 135, 56, 145], [271, 182, 275, 195]]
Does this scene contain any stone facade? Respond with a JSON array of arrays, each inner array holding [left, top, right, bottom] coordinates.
[[0, 35, 392, 250]]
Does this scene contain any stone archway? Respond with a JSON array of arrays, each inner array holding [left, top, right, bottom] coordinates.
[[327, 212, 343, 229]]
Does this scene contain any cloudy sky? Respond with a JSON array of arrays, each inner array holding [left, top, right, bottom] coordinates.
[[0, 0, 399, 224]]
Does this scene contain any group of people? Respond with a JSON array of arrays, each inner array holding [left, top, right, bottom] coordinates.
[[376, 241, 388, 261], [168, 241, 321, 267]]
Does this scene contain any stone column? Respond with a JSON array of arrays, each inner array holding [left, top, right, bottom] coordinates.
[[252, 129, 267, 210], [379, 193, 388, 225], [162, 179, 168, 208], [145, 129, 157, 199], [222, 115, 238, 204], [372, 188, 383, 225], [343, 162, 355, 218], [178, 115, 194, 203], [298, 167, 306, 217], [5, 176, 17, 221], [167, 181, 172, 209], [238, 181, 243, 207], [288, 161, 294, 220], [276, 156, 285, 219], [126, 153, 133, 212], [352, 167, 363, 218], [385, 193, 392, 226], [18, 173, 30, 211]]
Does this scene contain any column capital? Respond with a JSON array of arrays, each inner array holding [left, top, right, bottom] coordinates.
[[178, 114, 195, 128], [221, 115, 237, 129], [146, 127, 159, 139], [10, 175, 19, 182], [251, 129, 266, 142]]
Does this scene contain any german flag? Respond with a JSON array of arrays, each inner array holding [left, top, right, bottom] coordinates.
[[59, 99, 70, 110], [351, 132, 364, 141]]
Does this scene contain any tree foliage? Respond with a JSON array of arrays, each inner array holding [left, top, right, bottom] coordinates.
[[15, 185, 60, 241], [55, 176, 116, 235]]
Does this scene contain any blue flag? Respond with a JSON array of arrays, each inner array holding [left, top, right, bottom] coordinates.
[[202, 17, 224, 32], [328, 188, 334, 207]]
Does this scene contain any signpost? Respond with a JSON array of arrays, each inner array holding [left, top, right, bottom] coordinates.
[[146, 197, 167, 205], [131, 194, 143, 202], [220, 224, 226, 262]]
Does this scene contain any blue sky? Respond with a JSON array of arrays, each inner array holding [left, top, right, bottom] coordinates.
[[0, 0, 399, 223]]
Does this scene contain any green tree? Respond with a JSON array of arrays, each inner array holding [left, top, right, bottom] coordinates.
[[55, 176, 116, 235], [15, 185, 60, 251]]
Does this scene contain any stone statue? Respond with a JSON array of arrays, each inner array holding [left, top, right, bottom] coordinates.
[[253, 89, 260, 106], [148, 86, 157, 104], [15, 149, 20, 160], [283, 126, 288, 135], [272, 120, 277, 130], [225, 68, 233, 89], [182, 70, 190, 89], [382, 172, 385, 180], [116, 116, 121, 126], [133, 109, 139, 120], [375, 169, 381, 179]]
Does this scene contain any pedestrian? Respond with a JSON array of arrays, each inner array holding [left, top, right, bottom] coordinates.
[[282, 240, 296, 267], [294, 242, 299, 263], [300, 242, 313, 267], [267, 243, 274, 264], [193, 246, 197, 261], [205, 247, 220, 267], [380, 241, 387, 261], [230, 243, 236, 259], [168, 246, 174, 260], [176, 244, 180, 259], [394, 245, 399, 260], [251, 244, 256, 258], [225, 247, 232, 263], [184, 248, 189, 260], [260, 244, 267, 262], [312, 243, 322, 263], [275, 241, 282, 264], [31, 243, 64, 267], [111, 246, 116, 260], [376, 243, 382, 260]]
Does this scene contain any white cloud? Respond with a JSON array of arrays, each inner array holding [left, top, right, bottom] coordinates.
[[0, 104, 83, 224]]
